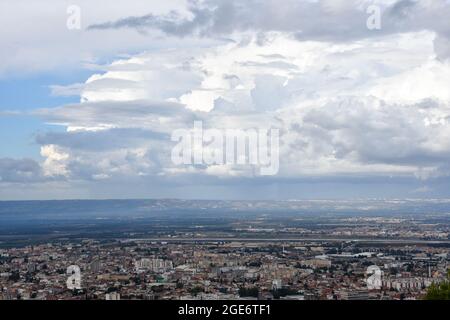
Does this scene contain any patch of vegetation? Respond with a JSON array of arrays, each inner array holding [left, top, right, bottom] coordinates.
[[425, 270, 450, 300]]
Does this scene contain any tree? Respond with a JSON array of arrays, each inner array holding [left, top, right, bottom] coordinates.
[[425, 270, 450, 300], [190, 286, 203, 296], [425, 282, 450, 300], [239, 287, 259, 298], [9, 271, 20, 282]]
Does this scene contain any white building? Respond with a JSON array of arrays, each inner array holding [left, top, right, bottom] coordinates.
[[135, 258, 173, 273]]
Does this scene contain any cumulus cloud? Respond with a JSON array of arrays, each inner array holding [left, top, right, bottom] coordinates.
[[3, 0, 450, 199], [26, 29, 450, 188]]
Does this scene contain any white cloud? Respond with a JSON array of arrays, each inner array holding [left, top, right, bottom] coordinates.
[[28, 30, 450, 185], [40, 145, 69, 177], [3, 0, 450, 199]]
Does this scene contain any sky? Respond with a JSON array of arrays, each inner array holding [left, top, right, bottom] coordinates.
[[1, 0, 450, 200]]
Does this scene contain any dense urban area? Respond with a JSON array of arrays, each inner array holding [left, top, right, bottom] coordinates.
[[0, 239, 448, 300], [0, 200, 449, 300]]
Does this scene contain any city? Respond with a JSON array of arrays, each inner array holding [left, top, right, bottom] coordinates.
[[0, 199, 448, 300], [2, 0, 450, 312]]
